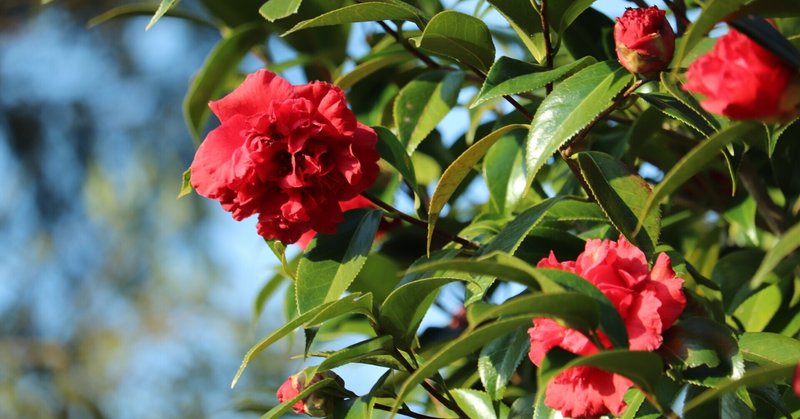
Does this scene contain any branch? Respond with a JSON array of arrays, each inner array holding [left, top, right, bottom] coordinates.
[[360, 192, 480, 250], [539, 0, 555, 93], [738, 156, 790, 235], [373, 403, 447, 419], [663, 0, 690, 36], [390, 349, 469, 418]]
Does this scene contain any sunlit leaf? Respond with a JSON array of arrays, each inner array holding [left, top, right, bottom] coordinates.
[[259, 0, 303, 22], [282, 0, 425, 36], [411, 10, 496, 72]]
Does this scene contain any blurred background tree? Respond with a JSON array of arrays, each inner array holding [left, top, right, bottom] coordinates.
[[0, 1, 300, 417]]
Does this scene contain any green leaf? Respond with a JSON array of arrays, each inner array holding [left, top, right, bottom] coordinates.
[[296, 209, 383, 313], [146, 0, 178, 30], [282, 1, 424, 36], [548, 0, 598, 35], [544, 197, 605, 222], [470, 293, 600, 332], [483, 132, 526, 215], [183, 23, 267, 142], [682, 364, 795, 414], [390, 316, 534, 414], [660, 72, 723, 133], [427, 124, 528, 253], [450, 389, 498, 419], [479, 329, 530, 400], [471, 56, 596, 108], [660, 317, 740, 386], [538, 348, 663, 395], [379, 277, 463, 349], [638, 92, 716, 136], [739, 332, 800, 366], [261, 378, 335, 419], [231, 293, 373, 388], [510, 394, 535, 419], [394, 70, 465, 154], [334, 51, 411, 90], [711, 249, 764, 313], [636, 122, 759, 232], [177, 167, 193, 198], [672, 0, 749, 70], [562, 6, 615, 62], [733, 284, 781, 332], [373, 126, 428, 216], [525, 61, 633, 186], [574, 151, 660, 257], [748, 222, 800, 290], [87, 3, 213, 29], [265, 239, 291, 279], [305, 336, 393, 378], [411, 10, 496, 72], [486, 0, 545, 61], [259, 0, 303, 22]]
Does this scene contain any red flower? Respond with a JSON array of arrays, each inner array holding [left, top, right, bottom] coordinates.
[[683, 28, 800, 122], [190, 70, 379, 244], [614, 7, 675, 77], [528, 236, 686, 418], [276, 374, 305, 415], [794, 363, 800, 397]]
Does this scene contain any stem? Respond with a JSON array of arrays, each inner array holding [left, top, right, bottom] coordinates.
[[373, 403, 447, 419], [360, 192, 480, 250], [663, 0, 690, 36], [738, 156, 790, 235], [539, 0, 555, 94], [391, 349, 469, 418], [627, 0, 650, 8]]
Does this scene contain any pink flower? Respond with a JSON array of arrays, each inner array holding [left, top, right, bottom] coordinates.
[[190, 70, 379, 244], [614, 7, 675, 76], [276, 374, 305, 415], [528, 236, 686, 418], [275, 372, 342, 417], [683, 28, 800, 122], [794, 363, 800, 397]]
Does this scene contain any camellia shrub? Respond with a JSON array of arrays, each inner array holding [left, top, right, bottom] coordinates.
[[96, 0, 800, 417]]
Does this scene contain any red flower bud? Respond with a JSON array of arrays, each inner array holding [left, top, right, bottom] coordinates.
[[683, 28, 800, 123], [275, 372, 343, 417], [794, 364, 800, 397], [614, 7, 675, 77]]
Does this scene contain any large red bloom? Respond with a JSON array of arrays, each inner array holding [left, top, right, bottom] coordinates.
[[190, 70, 379, 244], [683, 28, 800, 122], [529, 236, 686, 418], [614, 6, 675, 76]]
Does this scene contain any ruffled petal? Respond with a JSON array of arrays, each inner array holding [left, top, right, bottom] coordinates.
[[209, 70, 295, 121]]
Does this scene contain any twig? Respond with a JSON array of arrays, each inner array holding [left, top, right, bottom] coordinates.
[[539, 0, 555, 94], [373, 403, 446, 419], [360, 192, 480, 250], [663, 0, 690, 36], [626, 0, 650, 8], [390, 349, 470, 418]]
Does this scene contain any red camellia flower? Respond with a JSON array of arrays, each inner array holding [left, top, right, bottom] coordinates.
[[276, 372, 342, 417], [276, 374, 305, 415], [528, 236, 686, 418], [794, 363, 800, 397], [614, 6, 675, 77], [683, 28, 800, 122], [190, 70, 380, 244]]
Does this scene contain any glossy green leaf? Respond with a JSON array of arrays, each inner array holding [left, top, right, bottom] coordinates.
[[483, 132, 527, 214], [373, 126, 427, 216], [411, 10, 496, 72], [296, 209, 382, 313], [282, 1, 424, 36], [146, 0, 178, 30], [178, 167, 192, 198], [479, 329, 529, 400], [183, 23, 267, 142], [337, 397, 375, 419], [710, 249, 763, 313], [390, 316, 534, 414], [405, 253, 544, 290], [87, 3, 213, 28], [562, 6, 615, 62], [427, 124, 528, 253], [486, 0, 545, 61], [636, 122, 759, 233], [638, 92, 716, 136], [548, 0, 598, 35], [470, 293, 599, 331], [733, 284, 781, 332], [231, 293, 373, 388], [682, 364, 795, 414], [575, 151, 660, 257], [379, 277, 463, 349], [450, 389, 498, 419], [544, 197, 605, 222], [660, 317, 740, 386], [538, 348, 662, 394], [672, 0, 749, 70], [748, 222, 800, 289], [472, 56, 595, 108], [262, 378, 335, 419], [259, 0, 302, 22], [335, 51, 410, 90], [510, 394, 536, 419], [394, 70, 465, 153], [525, 61, 633, 186], [305, 336, 393, 378], [739, 332, 800, 366]]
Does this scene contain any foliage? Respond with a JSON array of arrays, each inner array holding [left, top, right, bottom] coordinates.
[[103, 0, 800, 417]]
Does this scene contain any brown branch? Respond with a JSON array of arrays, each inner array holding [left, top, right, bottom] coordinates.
[[739, 156, 790, 235], [373, 403, 447, 419], [360, 192, 480, 250], [663, 0, 690, 36], [390, 349, 469, 418], [627, 0, 650, 8], [539, 0, 555, 94]]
